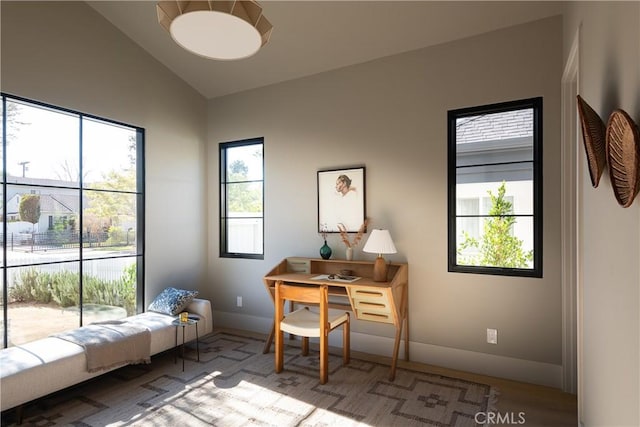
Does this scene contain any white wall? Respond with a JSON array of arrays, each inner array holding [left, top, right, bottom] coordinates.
[[207, 16, 564, 387], [0, 2, 208, 303], [563, 2, 640, 425]]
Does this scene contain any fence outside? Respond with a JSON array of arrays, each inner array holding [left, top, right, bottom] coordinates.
[[0, 230, 135, 252]]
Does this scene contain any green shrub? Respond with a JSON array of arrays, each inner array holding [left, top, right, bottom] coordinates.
[[82, 264, 136, 316], [30, 272, 53, 304], [118, 263, 137, 315], [9, 268, 52, 303], [9, 264, 137, 315], [50, 271, 80, 307], [9, 275, 30, 302], [106, 226, 125, 246]]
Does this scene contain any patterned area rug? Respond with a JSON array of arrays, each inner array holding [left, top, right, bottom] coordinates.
[[5, 332, 497, 426]]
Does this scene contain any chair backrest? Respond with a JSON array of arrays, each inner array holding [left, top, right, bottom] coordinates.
[[276, 283, 328, 305], [275, 283, 329, 333]]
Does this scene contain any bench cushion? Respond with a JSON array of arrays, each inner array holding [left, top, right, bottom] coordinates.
[[0, 338, 91, 411], [0, 298, 212, 412]]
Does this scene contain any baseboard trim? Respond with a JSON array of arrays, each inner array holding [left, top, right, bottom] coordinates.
[[214, 311, 562, 389]]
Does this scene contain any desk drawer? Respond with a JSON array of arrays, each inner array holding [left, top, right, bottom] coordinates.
[[350, 288, 394, 324]]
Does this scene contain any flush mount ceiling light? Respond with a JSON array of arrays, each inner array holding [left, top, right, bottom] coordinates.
[[157, 1, 273, 61]]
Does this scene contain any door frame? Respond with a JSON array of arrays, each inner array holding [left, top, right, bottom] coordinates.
[[560, 24, 582, 405]]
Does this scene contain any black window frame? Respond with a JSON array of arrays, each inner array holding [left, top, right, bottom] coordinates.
[[219, 137, 264, 260], [447, 97, 543, 278], [1, 93, 145, 348]]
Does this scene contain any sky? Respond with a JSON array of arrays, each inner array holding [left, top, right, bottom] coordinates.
[[3, 99, 135, 185]]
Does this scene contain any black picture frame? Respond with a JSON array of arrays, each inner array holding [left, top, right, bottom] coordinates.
[[317, 166, 366, 233]]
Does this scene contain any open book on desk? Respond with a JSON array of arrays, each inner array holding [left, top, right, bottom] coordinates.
[[311, 274, 361, 283]]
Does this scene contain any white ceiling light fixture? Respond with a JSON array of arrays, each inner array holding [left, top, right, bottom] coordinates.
[[157, 1, 273, 61]]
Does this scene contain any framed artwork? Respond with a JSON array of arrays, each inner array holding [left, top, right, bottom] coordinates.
[[317, 166, 366, 233]]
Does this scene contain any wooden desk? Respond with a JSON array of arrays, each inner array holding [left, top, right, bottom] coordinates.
[[263, 257, 409, 381]]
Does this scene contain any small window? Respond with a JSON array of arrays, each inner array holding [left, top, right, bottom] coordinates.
[[448, 98, 542, 277], [219, 138, 264, 259]]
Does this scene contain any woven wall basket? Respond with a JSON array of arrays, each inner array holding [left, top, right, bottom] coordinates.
[[606, 109, 640, 208], [577, 95, 607, 187]]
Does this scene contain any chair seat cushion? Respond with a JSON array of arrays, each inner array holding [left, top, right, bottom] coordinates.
[[280, 308, 348, 338]]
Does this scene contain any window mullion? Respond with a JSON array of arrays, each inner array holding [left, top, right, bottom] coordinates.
[[2, 94, 7, 348], [79, 115, 84, 326]]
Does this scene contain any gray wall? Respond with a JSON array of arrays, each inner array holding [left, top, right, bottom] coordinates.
[[207, 16, 564, 387], [563, 2, 640, 425], [0, 2, 208, 303]]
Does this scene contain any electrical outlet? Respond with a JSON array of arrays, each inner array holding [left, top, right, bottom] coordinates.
[[487, 328, 498, 344], [236, 296, 243, 307]]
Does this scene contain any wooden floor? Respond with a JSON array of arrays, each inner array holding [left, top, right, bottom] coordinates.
[[229, 327, 578, 427], [2, 327, 577, 426], [393, 356, 577, 427]]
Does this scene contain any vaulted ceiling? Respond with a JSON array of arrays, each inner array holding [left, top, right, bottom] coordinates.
[[88, 1, 564, 100]]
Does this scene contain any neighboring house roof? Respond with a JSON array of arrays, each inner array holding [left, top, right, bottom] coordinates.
[[455, 110, 534, 184], [39, 194, 78, 213], [5, 175, 87, 216], [4, 174, 80, 187], [456, 109, 533, 144], [6, 194, 79, 215]]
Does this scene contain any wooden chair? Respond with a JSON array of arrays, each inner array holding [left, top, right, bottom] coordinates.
[[274, 282, 350, 384]]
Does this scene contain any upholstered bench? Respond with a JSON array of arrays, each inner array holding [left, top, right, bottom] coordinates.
[[0, 297, 212, 413]]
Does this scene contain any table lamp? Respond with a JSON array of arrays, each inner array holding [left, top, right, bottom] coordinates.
[[362, 229, 397, 282]]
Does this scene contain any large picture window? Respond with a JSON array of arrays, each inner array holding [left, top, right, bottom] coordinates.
[[1, 94, 144, 347], [219, 138, 264, 259], [448, 98, 542, 277]]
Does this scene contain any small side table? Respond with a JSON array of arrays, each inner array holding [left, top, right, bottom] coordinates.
[[172, 317, 200, 371]]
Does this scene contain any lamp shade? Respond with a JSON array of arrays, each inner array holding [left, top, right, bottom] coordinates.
[[362, 229, 397, 255], [157, 1, 273, 61]]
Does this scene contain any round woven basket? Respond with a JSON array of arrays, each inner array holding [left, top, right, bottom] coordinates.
[[606, 109, 640, 208], [577, 95, 607, 187]]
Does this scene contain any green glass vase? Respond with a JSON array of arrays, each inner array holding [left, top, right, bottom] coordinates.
[[319, 240, 332, 260]]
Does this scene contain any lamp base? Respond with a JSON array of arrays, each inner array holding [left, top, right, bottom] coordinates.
[[372, 255, 388, 282]]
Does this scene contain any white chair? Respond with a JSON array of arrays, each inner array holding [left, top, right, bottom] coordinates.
[[274, 282, 350, 384]]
